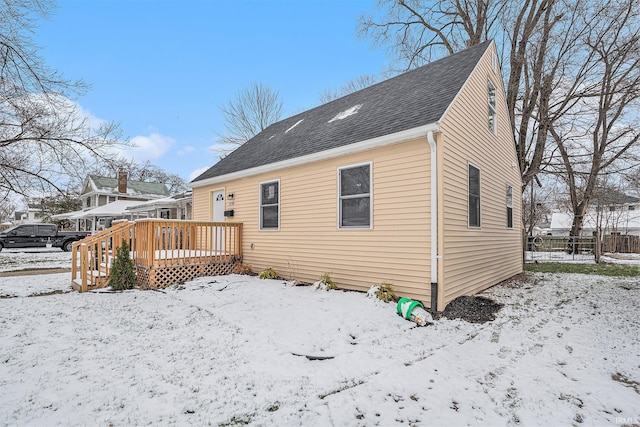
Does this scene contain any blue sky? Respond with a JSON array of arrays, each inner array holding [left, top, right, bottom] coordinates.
[[35, 0, 388, 182]]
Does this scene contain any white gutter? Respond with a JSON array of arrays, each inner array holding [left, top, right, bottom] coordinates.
[[191, 123, 440, 188], [427, 130, 439, 312]]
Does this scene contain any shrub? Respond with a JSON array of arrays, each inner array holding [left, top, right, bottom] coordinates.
[[108, 240, 136, 291], [234, 263, 254, 275], [315, 273, 337, 291], [258, 267, 279, 280], [368, 282, 396, 302]]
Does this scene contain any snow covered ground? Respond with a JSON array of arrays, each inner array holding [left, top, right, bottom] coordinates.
[[0, 248, 71, 272], [1, 269, 639, 426]]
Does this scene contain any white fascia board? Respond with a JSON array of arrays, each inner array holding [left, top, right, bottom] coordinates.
[[190, 122, 440, 188]]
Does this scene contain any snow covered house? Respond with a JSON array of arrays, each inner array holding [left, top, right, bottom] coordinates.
[[125, 191, 193, 220], [13, 203, 44, 224], [551, 196, 640, 237], [80, 172, 170, 210], [190, 41, 522, 310], [56, 172, 171, 232]]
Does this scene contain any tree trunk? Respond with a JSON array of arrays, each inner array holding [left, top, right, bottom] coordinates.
[[569, 203, 587, 254]]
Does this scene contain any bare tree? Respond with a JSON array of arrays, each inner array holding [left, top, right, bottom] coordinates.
[[0, 0, 122, 199], [36, 192, 81, 223], [216, 82, 283, 151], [522, 179, 554, 235], [358, 0, 588, 191], [91, 158, 188, 194], [623, 166, 640, 197], [319, 74, 379, 104], [359, 0, 506, 66], [548, 0, 640, 239], [0, 196, 15, 223]]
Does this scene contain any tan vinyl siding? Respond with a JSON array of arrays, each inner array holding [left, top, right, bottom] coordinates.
[[439, 43, 523, 306], [193, 137, 433, 303]]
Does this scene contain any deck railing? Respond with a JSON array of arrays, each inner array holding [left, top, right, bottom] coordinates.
[[71, 220, 136, 292], [133, 219, 243, 268], [71, 219, 243, 292]]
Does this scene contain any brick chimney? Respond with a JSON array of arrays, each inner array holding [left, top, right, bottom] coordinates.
[[118, 170, 128, 196]]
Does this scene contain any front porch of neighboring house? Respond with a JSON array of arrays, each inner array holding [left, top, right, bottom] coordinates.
[[71, 219, 243, 292]]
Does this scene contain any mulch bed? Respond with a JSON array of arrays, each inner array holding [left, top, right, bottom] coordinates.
[[438, 295, 504, 323]]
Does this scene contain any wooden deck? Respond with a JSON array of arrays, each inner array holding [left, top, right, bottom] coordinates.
[[71, 219, 243, 292]]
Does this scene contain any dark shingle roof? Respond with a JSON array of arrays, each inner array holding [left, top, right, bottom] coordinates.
[[193, 41, 491, 183]]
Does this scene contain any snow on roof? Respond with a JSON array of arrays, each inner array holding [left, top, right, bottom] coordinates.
[[328, 104, 362, 123], [71, 200, 142, 219], [551, 211, 640, 230], [285, 119, 303, 133], [50, 210, 84, 220]]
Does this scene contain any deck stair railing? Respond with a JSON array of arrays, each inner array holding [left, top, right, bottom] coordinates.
[[71, 220, 136, 292], [71, 219, 243, 292]]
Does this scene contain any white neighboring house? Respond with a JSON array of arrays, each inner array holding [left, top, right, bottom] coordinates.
[[550, 196, 640, 236], [125, 191, 192, 220], [54, 172, 170, 232], [13, 204, 44, 224]]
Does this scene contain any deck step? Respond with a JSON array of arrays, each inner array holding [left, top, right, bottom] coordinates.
[[72, 271, 109, 292]]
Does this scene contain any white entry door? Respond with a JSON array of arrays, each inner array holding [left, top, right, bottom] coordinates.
[[212, 190, 225, 252]]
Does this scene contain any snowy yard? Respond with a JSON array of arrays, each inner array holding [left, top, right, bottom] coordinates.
[[1, 254, 639, 425], [0, 248, 70, 273]]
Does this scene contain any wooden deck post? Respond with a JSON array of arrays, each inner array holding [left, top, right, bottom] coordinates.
[[71, 242, 78, 287], [237, 223, 243, 260], [80, 243, 88, 293]]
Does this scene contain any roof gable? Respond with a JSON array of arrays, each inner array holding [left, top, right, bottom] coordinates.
[[193, 41, 492, 183]]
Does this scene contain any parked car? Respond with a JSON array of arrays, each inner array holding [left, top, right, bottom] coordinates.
[[0, 224, 91, 252]]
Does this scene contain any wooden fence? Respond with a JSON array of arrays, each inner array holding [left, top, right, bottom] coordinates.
[[601, 235, 640, 254]]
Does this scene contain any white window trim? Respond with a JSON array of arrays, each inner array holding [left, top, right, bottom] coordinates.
[[337, 161, 373, 230], [506, 184, 514, 229], [468, 162, 481, 229], [259, 179, 280, 231], [488, 79, 497, 135]]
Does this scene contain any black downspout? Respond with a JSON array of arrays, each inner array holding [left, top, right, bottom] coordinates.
[[431, 282, 438, 313]]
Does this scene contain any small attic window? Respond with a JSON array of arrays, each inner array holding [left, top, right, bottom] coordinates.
[[328, 104, 362, 123], [488, 80, 497, 135]]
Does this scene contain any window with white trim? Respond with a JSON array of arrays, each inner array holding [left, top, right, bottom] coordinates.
[[506, 185, 513, 229], [488, 79, 497, 134], [469, 164, 481, 227], [260, 180, 279, 230], [339, 163, 371, 228]]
